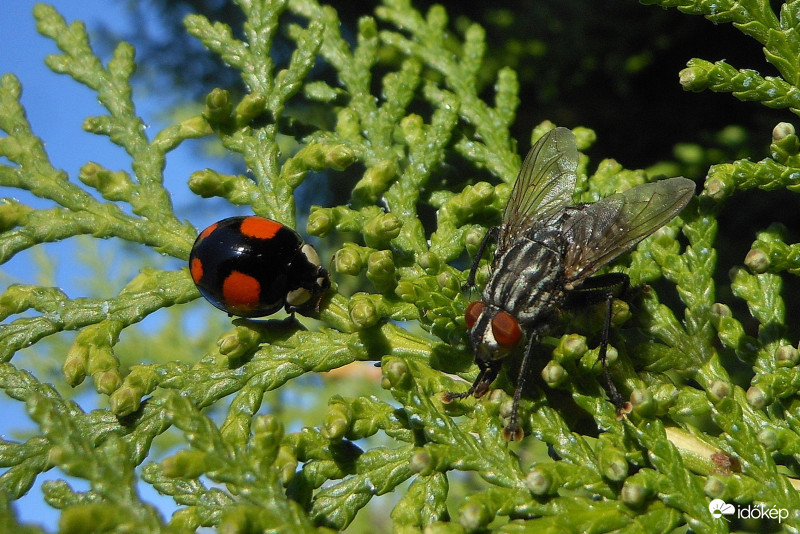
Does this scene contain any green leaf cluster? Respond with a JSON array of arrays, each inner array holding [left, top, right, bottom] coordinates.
[[1, 0, 800, 531]]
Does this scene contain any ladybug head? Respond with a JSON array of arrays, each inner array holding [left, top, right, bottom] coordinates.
[[285, 243, 329, 311]]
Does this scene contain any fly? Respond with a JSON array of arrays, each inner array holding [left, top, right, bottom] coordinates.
[[445, 127, 695, 441]]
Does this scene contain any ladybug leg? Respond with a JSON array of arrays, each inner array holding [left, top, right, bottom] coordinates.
[[312, 267, 331, 312]]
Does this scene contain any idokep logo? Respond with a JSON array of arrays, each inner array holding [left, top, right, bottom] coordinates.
[[708, 498, 789, 524], [708, 499, 735, 519]]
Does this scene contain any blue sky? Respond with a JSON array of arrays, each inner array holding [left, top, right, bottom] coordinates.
[[4, 1, 147, 219], [1, 0, 222, 284], [1, 1, 235, 528]]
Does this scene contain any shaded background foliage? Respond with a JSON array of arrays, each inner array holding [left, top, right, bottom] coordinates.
[[106, 0, 782, 165]]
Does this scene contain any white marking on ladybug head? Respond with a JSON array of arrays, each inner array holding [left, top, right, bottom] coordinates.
[[286, 287, 311, 307], [300, 243, 321, 267]]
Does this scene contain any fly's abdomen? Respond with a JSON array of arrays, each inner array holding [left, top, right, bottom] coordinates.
[[483, 236, 565, 325]]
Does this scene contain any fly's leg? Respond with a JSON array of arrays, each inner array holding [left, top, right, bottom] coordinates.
[[567, 272, 631, 416], [465, 226, 499, 288], [598, 284, 631, 416], [503, 338, 538, 441], [442, 359, 501, 402]]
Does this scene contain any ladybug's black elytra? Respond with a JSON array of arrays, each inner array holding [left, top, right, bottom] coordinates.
[[189, 216, 330, 317]]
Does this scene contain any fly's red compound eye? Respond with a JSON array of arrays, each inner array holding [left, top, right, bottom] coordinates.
[[491, 311, 522, 348], [465, 301, 484, 330]]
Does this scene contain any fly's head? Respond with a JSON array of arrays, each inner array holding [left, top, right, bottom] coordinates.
[[464, 301, 523, 363]]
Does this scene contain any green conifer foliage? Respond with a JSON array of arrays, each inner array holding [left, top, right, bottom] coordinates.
[[1, 0, 800, 531]]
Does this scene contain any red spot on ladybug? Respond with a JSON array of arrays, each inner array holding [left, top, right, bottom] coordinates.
[[190, 257, 204, 284], [188, 216, 330, 317], [222, 270, 262, 311], [465, 301, 484, 330], [198, 222, 218, 241], [240, 216, 282, 240], [491, 311, 522, 348]]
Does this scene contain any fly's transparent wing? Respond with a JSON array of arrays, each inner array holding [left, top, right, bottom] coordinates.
[[561, 177, 695, 284], [497, 127, 579, 254]]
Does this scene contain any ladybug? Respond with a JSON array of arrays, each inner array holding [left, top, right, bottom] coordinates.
[[189, 216, 330, 317]]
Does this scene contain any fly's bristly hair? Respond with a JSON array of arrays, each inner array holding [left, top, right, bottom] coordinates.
[[484, 227, 566, 326], [453, 126, 696, 441]]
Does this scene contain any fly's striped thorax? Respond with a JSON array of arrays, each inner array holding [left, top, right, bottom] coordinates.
[[482, 229, 566, 326]]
